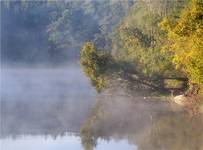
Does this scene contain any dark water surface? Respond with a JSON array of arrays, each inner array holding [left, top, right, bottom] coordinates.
[[1, 65, 203, 150]]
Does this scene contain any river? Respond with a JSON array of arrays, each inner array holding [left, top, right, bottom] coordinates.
[[1, 65, 203, 150]]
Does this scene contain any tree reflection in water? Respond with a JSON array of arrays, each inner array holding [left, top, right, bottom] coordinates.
[[80, 86, 203, 150]]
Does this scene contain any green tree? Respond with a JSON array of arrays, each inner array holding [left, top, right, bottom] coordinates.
[[80, 42, 112, 92], [111, 0, 181, 79]]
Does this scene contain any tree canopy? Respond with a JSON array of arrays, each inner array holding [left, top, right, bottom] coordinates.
[[80, 42, 112, 92], [160, 0, 203, 85], [80, 0, 203, 94]]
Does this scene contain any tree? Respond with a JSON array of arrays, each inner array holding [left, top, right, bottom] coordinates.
[[111, 0, 180, 79], [80, 42, 112, 92], [160, 0, 203, 86]]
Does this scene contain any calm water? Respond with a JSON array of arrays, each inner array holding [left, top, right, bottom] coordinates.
[[1, 65, 203, 150]]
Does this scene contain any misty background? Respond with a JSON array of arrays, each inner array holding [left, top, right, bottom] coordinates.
[[1, 1, 203, 150], [0, 0, 133, 66], [0, 0, 134, 138]]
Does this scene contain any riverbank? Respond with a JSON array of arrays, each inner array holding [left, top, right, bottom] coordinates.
[[172, 94, 203, 115]]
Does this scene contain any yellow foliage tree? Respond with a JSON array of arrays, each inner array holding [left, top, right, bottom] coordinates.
[[160, 0, 203, 86]]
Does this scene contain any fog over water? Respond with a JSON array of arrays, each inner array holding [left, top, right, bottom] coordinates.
[[1, 65, 96, 136], [1, 64, 203, 150], [1, 1, 203, 150], [0, 65, 138, 150]]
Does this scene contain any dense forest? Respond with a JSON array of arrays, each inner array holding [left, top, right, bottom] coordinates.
[[1, 0, 203, 96], [80, 0, 203, 98], [1, 0, 133, 64]]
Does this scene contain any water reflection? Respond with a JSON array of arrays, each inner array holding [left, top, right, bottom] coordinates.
[[1, 67, 203, 150], [1, 67, 96, 139], [1, 135, 136, 150], [80, 86, 203, 150]]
